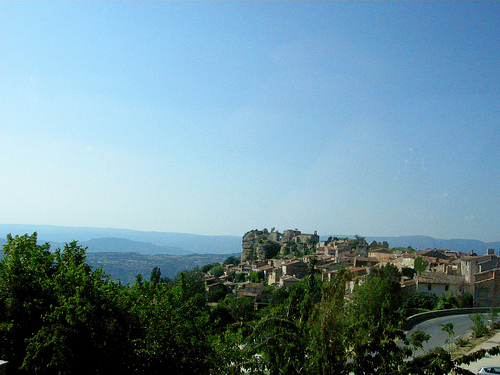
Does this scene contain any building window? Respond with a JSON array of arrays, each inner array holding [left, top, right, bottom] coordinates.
[[428, 284, 432, 291]]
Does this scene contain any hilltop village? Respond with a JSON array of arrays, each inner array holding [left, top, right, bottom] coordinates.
[[204, 228, 499, 307]]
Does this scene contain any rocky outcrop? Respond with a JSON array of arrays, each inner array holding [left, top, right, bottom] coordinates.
[[241, 228, 320, 261], [241, 229, 281, 262], [241, 230, 264, 262]]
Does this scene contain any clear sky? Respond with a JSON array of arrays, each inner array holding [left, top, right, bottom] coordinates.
[[1, 1, 499, 242]]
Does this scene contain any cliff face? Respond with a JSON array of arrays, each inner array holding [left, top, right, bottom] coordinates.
[[241, 230, 265, 262], [241, 229, 292, 262], [243, 230, 275, 262]]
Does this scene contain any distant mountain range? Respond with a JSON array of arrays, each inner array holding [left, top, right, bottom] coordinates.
[[364, 235, 499, 254], [0, 224, 241, 255], [1, 224, 499, 256]]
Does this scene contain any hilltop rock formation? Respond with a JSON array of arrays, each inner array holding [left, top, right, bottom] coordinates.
[[241, 230, 268, 262], [241, 228, 318, 262]]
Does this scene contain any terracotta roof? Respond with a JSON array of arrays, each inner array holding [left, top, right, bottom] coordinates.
[[417, 272, 464, 285], [281, 275, 301, 282], [254, 265, 273, 271], [244, 282, 266, 289]]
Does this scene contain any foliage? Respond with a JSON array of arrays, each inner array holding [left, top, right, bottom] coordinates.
[[436, 294, 459, 310], [1, 233, 499, 375], [263, 241, 280, 259], [489, 307, 499, 328], [401, 266, 416, 278], [249, 270, 264, 283], [403, 292, 439, 314], [223, 256, 240, 265], [470, 313, 488, 338], [207, 283, 228, 302], [457, 292, 474, 308], [440, 322, 455, 349], [414, 256, 429, 272], [409, 330, 431, 357], [209, 265, 224, 277]]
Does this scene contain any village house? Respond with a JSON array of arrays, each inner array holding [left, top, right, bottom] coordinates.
[[292, 231, 320, 245], [410, 271, 466, 297], [474, 268, 500, 307], [252, 264, 274, 283], [353, 256, 380, 268], [368, 248, 392, 258], [460, 253, 497, 283], [391, 253, 415, 269], [282, 259, 308, 279], [279, 275, 301, 288], [236, 282, 266, 299], [266, 267, 283, 285]]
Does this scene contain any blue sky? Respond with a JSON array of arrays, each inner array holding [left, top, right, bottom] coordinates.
[[1, 2, 499, 241]]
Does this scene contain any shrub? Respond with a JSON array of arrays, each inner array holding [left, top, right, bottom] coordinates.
[[470, 313, 488, 338]]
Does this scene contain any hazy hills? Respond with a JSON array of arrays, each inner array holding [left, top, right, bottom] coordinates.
[[0, 224, 241, 255], [364, 235, 500, 254]]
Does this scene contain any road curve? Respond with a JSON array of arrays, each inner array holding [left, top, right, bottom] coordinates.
[[406, 313, 489, 356]]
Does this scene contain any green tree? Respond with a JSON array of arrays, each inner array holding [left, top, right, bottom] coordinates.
[[210, 265, 224, 277], [306, 269, 350, 375], [249, 270, 264, 283], [0, 234, 135, 375], [489, 307, 499, 329], [440, 322, 455, 350], [470, 313, 488, 338], [348, 265, 408, 374], [223, 256, 240, 265], [409, 330, 431, 358], [414, 257, 429, 272], [150, 266, 162, 284], [0, 233, 56, 373]]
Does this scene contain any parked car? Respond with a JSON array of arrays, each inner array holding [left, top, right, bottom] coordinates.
[[477, 367, 500, 375]]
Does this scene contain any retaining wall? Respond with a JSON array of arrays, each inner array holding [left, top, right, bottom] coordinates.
[[402, 307, 493, 331]]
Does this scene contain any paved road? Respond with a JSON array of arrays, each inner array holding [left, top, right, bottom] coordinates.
[[406, 314, 489, 356], [406, 313, 500, 373]]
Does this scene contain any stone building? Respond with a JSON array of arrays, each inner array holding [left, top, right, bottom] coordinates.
[[474, 268, 500, 307]]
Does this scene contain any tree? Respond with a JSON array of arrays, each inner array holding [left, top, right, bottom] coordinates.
[[173, 269, 206, 301], [409, 330, 431, 358], [414, 257, 429, 272], [264, 242, 280, 259], [249, 270, 264, 283], [150, 266, 162, 284], [489, 307, 499, 329], [306, 270, 350, 375], [0, 234, 135, 375], [348, 265, 408, 374], [210, 265, 224, 277], [440, 322, 455, 350], [0, 233, 56, 373], [223, 256, 240, 265], [470, 313, 488, 338]]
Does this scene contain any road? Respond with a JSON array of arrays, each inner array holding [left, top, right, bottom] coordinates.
[[406, 314, 489, 356], [406, 313, 500, 374]]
